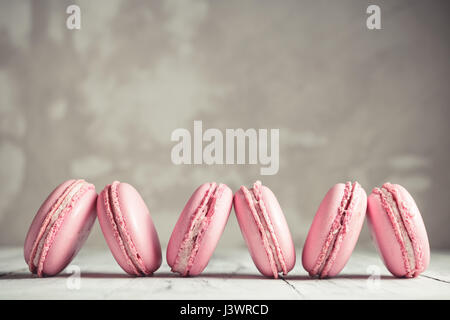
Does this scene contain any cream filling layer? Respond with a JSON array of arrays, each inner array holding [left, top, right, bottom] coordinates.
[[241, 181, 287, 277], [381, 187, 416, 271], [32, 181, 85, 267], [107, 182, 148, 275], [172, 183, 218, 275], [173, 202, 212, 273], [312, 181, 354, 276], [249, 191, 283, 272]]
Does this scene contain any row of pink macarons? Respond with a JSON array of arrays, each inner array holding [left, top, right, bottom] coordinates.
[[24, 179, 429, 278]]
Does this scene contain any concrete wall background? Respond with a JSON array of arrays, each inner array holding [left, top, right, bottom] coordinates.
[[0, 0, 449, 251]]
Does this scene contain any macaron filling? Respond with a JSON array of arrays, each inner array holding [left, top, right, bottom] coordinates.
[[103, 181, 150, 276], [241, 181, 287, 278], [380, 188, 415, 271], [373, 183, 422, 277], [28, 179, 91, 275], [172, 183, 222, 275], [312, 181, 358, 278]]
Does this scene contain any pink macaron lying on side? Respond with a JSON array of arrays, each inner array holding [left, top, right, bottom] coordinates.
[[97, 181, 162, 276], [367, 182, 430, 278], [167, 182, 233, 276], [302, 181, 367, 278], [24, 179, 97, 277], [234, 181, 296, 278]]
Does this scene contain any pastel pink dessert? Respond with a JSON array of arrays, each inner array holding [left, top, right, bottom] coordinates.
[[97, 181, 162, 276], [24, 179, 97, 277], [302, 181, 367, 278], [167, 182, 233, 276], [234, 181, 296, 278], [367, 182, 430, 278]]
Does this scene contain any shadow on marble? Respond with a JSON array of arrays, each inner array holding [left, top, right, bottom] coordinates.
[[0, 271, 130, 280], [284, 274, 398, 280], [0, 271, 399, 281], [0, 272, 38, 280], [153, 272, 265, 280], [79, 272, 132, 279], [0, 271, 266, 280]]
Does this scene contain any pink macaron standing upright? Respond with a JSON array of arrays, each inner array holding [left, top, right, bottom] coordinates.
[[97, 181, 162, 276], [367, 182, 430, 278], [302, 181, 367, 278], [234, 181, 296, 279], [24, 179, 97, 277], [167, 182, 233, 276]]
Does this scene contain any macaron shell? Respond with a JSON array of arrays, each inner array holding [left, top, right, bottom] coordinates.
[[260, 186, 296, 272], [367, 184, 430, 277], [166, 183, 213, 268], [394, 184, 430, 273], [97, 183, 161, 275], [302, 183, 346, 274], [234, 186, 295, 277], [234, 189, 272, 276], [367, 192, 406, 277], [97, 188, 135, 275], [302, 183, 367, 277], [327, 186, 366, 276], [42, 187, 97, 276], [187, 185, 233, 276], [24, 179, 76, 263], [116, 183, 162, 273]]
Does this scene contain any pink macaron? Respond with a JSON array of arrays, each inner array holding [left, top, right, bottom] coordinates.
[[167, 182, 233, 276], [302, 181, 367, 278], [367, 182, 430, 278], [97, 181, 162, 276], [24, 179, 97, 277], [234, 181, 296, 278]]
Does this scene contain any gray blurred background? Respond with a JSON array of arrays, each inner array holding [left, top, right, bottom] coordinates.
[[0, 0, 449, 253]]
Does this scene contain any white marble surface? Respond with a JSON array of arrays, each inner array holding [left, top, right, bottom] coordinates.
[[0, 247, 449, 299]]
